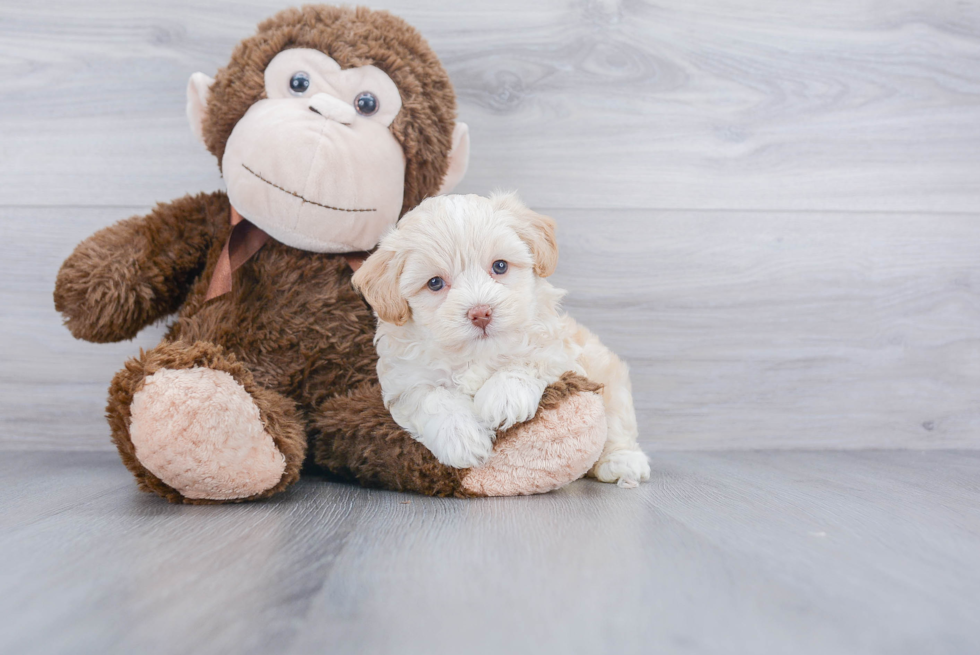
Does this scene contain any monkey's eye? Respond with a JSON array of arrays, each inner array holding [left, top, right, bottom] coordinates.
[[354, 91, 379, 116], [492, 260, 509, 275], [289, 72, 311, 96], [427, 277, 445, 292]]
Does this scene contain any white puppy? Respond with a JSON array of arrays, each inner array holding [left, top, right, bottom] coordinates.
[[352, 193, 650, 488]]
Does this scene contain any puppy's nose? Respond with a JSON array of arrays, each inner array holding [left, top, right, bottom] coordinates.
[[307, 93, 356, 125], [467, 305, 493, 330]]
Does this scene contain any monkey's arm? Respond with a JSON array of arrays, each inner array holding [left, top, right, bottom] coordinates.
[[54, 191, 228, 343], [312, 373, 608, 497]]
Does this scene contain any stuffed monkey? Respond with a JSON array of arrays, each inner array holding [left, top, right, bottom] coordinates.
[[53, 5, 607, 503]]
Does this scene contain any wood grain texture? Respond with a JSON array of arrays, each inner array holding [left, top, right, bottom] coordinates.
[[4, 5, 979, 653], [2, 1, 979, 452], [0, 0, 979, 210], [1, 450, 978, 655], [4, 205, 979, 451]]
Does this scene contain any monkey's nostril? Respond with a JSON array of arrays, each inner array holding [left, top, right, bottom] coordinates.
[[309, 103, 351, 126]]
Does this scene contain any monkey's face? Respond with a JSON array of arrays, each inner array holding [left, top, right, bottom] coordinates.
[[219, 48, 407, 253]]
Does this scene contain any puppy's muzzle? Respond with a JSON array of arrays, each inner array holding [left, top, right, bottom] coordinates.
[[467, 305, 492, 330]]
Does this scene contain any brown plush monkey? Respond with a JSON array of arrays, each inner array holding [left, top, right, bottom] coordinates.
[[53, 5, 607, 503]]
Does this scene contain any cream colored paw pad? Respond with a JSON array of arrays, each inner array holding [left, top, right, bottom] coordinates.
[[129, 367, 286, 500]]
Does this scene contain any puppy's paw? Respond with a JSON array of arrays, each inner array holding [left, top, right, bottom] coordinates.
[[592, 449, 651, 488], [474, 371, 548, 431], [423, 410, 496, 469]]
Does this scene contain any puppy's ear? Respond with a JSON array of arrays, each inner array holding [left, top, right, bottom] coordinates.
[[351, 247, 411, 325], [492, 192, 559, 277]]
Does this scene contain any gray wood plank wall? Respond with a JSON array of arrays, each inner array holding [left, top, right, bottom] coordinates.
[[2, 0, 979, 451]]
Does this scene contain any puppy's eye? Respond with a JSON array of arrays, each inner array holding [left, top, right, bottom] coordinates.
[[289, 72, 311, 96], [427, 277, 445, 292], [354, 91, 379, 116], [492, 260, 508, 275]]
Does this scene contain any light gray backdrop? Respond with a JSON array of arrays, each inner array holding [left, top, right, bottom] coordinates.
[[2, 0, 979, 451]]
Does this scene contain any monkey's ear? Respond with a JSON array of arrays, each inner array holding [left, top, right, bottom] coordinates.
[[186, 72, 215, 147], [437, 122, 470, 195], [351, 247, 412, 326], [492, 192, 559, 277]]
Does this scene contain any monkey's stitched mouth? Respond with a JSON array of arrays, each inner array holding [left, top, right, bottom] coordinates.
[[241, 164, 376, 213]]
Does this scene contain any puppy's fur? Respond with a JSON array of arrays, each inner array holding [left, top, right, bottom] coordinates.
[[353, 193, 650, 487]]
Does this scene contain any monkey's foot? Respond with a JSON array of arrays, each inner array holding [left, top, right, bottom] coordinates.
[[461, 377, 607, 497], [129, 367, 287, 501]]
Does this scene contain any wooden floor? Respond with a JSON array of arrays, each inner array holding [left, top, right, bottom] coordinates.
[[1, 450, 978, 655], [2, 1, 980, 653]]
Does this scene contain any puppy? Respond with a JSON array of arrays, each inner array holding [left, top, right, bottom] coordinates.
[[352, 193, 651, 488]]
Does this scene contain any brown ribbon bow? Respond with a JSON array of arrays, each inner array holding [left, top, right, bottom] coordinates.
[[205, 207, 368, 301], [205, 207, 271, 301]]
